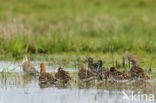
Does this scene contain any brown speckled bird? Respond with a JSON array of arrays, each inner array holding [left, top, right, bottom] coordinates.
[[123, 51, 143, 67], [78, 62, 96, 81], [96, 60, 110, 80], [55, 67, 71, 83], [109, 67, 133, 81], [39, 63, 57, 84], [88, 57, 98, 73], [22, 55, 38, 74], [130, 63, 150, 80]]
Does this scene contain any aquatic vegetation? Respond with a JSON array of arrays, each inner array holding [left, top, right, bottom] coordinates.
[[0, 65, 16, 87], [1, 65, 16, 79]]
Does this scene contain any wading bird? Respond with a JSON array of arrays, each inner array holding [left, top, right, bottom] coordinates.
[[22, 55, 37, 74], [96, 60, 110, 80], [78, 62, 96, 81], [109, 67, 133, 82], [39, 63, 57, 84], [55, 67, 71, 83], [123, 51, 143, 67], [130, 62, 150, 80], [88, 57, 98, 73]]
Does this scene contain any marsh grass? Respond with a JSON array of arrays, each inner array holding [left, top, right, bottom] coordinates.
[[0, 0, 156, 55], [0, 65, 15, 87], [1, 65, 16, 78]]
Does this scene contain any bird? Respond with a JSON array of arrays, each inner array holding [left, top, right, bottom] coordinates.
[[130, 62, 150, 80], [96, 60, 110, 80], [123, 51, 143, 67], [39, 63, 57, 84], [88, 57, 98, 73], [55, 67, 71, 83], [109, 67, 133, 82], [22, 55, 38, 74], [78, 62, 96, 81]]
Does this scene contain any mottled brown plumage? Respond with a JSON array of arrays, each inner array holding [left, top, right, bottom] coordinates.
[[39, 63, 57, 84], [55, 67, 71, 83], [96, 60, 110, 80], [22, 55, 37, 74], [110, 67, 132, 81], [130, 65, 150, 80], [78, 62, 95, 80], [97, 69, 110, 80], [123, 51, 143, 66], [88, 57, 98, 73]]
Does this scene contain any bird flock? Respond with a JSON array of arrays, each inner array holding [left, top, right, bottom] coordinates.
[[22, 51, 150, 85]]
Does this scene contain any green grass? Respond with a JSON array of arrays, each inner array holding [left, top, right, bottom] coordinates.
[[0, 0, 156, 55]]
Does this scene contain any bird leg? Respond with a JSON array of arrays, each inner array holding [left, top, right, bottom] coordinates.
[[122, 57, 125, 67]]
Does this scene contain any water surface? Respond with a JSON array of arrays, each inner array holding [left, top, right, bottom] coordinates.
[[0, 61, 156, 103]]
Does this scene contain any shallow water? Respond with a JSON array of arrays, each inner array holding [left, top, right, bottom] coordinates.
[[0, 61, 156, 103]]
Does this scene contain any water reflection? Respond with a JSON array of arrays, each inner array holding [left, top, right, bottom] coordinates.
[[0, 72, 156, 103]]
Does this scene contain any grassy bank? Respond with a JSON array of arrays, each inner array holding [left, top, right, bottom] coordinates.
[[0, 0, 156, 55]]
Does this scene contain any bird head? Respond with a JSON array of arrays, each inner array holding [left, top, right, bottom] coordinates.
[[110, 67, 117, 72], [58, 67, 63, 72], [77, 62, 84, 70], [40, 63, 45, 73], [98, 60, 103, 68], [88, 57, 93, 63], [23, 54, 28, 61]]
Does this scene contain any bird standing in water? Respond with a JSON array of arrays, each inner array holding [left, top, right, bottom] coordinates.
[[39, 63, 57, 84], [109, 67, 133, 82], [123, 51, 143, 67], [88, 57, 98, 73], [55, 67, 71, 83], [96, 60, 110, 80], [130, 62, 150, 80], [78, 62, 96, 81], [22, 55, 38, 74]]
